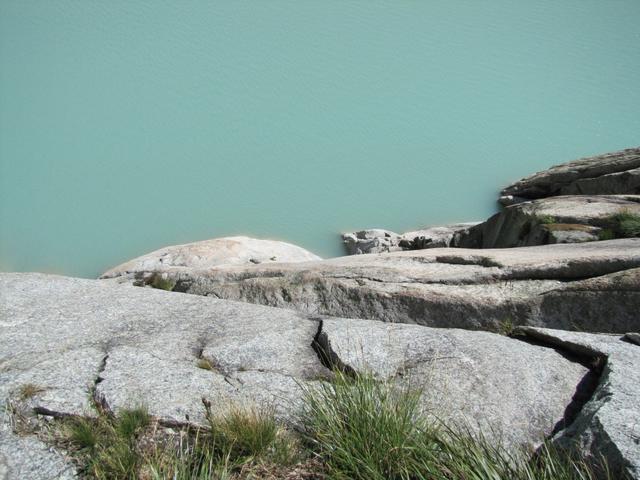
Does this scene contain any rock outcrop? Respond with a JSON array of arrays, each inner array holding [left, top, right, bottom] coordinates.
[[457, 195, 640, 249], [515, 327, 640, 479], [103, 239, 640, 333], [499, 146, 640, 206], [342, 223, 479, 255], [100, 236, 321, 281], [342, 229, 404, 255], [2, 273, 631, 477]]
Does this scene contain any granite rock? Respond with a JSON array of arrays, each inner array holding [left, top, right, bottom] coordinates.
[[342, 223, 479, 255], [1, 273, 614, 475], [105, 239, 640, 333], [457, 195, 640, 249], [500, 146, 640, 205], [100, 236, 321, 281], [515, 327, 640, 479]]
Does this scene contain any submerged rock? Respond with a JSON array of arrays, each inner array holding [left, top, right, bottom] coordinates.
[[1, 273, 623, 476], [100, 236, 321, 283], [104, 239, 640, 333], [499, 146, 640, 205], [458, 195, 640, 249]]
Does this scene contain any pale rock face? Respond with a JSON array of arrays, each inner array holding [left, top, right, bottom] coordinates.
[[341, 229, 404, 255], [106, 239, 640, 334], [499, 146, 640, 205], [341, 223, 479, 255], [100, 236, 321, 280], [3, 273, 628, 477]]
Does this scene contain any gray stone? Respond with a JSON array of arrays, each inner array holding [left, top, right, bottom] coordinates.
[[341, 223, 480, 255], [458, 195, 640, 249], [100, 236, 321, 281], [624, 333, 640, 346], [0, 273, 327, 428], [342, 229, 403, 255], [2, 273, 638, 477], [515, 327, 640, 479], [499, 146, 640, 205], [0, 420, 76, 480], [399, 222, 480, 249], [536, 267, 640, 333], [112, 239, 640, 333]]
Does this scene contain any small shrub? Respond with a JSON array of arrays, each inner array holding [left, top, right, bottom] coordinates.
[[537, 214, 556, 225], [598, 228, 615, 241], [599, 211, 640, 240], [497, 317, 515, 336], [615, 211, 640, 237]]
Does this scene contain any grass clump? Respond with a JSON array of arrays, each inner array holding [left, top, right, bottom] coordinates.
[[145, 399, 300, 479], [17, 383, 46, 400], [614, 211, 640, 237], [301, 370, 615, 480], [58, 399, 299, 479], [599, 211, 640, 240], [61, 406, 150, 479]]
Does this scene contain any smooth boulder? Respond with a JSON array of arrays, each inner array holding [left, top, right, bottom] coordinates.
[[100, 236, 321, 281]]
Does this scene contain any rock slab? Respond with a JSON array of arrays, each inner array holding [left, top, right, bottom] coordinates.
[[1, 273, 626, 477], [104, 239, 640, 333], [500, 146, 640, 205]]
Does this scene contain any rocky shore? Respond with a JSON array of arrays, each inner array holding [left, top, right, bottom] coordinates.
[[2, 146, 639, 479]]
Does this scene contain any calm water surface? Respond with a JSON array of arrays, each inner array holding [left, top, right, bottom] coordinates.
[[1, 1, 639, 277]]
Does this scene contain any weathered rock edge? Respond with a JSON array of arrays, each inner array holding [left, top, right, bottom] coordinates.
[[104, 239, 640, 333], [514, 327, 640, 479], [500, 146, 640, 205]]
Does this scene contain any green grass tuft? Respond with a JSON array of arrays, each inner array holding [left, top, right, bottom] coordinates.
[[599, 210, 640, 240], [115, 406, 150, 440], [301, 370, 615, 480], [537, 214, 556, 225]]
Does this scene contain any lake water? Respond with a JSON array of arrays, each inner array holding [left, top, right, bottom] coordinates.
[[1, 1, 639, 278]]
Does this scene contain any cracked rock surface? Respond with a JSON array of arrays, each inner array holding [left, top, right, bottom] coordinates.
[[0, 272, 619, 478], [104, 239, 640, 332], [515, 327, 640, 479], [316, 318, 590, 452]]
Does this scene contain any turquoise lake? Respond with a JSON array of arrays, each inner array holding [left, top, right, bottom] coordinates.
[[1, 1, 639, 278]]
